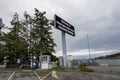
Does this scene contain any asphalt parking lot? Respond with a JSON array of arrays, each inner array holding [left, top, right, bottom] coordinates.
[[0, 72, 12, 80], [11, 72, 38, 80], [57, 71, 120, 80], [0, 71, 38, 80], [88, 66, 120, 75], [0, 70, 53, 80], [0, 68, 120, 80]]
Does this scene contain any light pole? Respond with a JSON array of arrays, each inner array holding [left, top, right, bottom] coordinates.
[[87, 34, 91, 65], [24, 11, 31, 68]]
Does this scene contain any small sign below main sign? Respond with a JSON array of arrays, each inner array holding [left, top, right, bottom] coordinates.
[[54, 15, 75, 36]]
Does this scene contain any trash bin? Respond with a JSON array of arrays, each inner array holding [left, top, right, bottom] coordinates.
[[33, 63, 38, 69]]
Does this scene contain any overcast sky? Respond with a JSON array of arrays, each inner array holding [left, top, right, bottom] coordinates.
[[1, 0, 120, 57]]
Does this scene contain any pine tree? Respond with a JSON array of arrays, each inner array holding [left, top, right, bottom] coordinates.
[[30, 8, 57, 61], [0, 18, 5, 63], [0, 9, 58, 68], [3, 13, 28, 67]]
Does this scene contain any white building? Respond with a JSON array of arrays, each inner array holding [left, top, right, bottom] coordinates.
[[39, 55, 51, 69], [59, 55, 74, 68]]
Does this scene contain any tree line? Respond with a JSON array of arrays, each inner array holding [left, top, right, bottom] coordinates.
[[95, 52, 120, 59], [0, 8, 57, 68]]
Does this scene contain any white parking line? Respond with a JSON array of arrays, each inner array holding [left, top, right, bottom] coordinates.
[[8, 71, 15, 80]]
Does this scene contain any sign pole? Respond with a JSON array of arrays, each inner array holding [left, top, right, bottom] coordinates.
[[61, 31, 67, 67], [54, 15, 75, 68]]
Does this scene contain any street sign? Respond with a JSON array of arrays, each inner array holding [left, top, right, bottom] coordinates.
[[54, 15, 75, 36], [54, 15, 75, 68]]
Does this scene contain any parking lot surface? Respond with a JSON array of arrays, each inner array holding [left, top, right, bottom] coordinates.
[[0, 69, 120, 80], [11, 72, 38, 80], [57, 71, 120, 80], [88, 66, 120, 75], [0, 72, 12, 80]]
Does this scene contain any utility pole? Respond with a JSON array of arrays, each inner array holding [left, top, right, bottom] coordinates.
[[24, 11, 31, 68], [13, 13, 19, 64], [87, 34, 91, 65], [0, 18, 4, 36], [0, 18, 4, 33]]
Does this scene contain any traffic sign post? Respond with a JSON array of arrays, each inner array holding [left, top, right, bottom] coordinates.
[[54, 15, 75, 67], [61, 31, 67, 67]]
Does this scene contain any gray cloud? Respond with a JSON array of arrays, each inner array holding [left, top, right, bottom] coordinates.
[[69, 16, 120, 52], [48, 0, 120, 54]]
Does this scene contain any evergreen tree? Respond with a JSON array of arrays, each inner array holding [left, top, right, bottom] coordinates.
[[30, 9, 57, 61], [0, 9, 58, 67], [3, 13, 28, 67], [0, 18, 5, 63]]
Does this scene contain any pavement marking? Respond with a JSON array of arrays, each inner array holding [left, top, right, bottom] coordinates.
[[52, 71, 60, 80], [42, 71, 52, 80], [22, 70, 32, 72], [34, 71, 53, 80], [34, 71, 42, 80], [8, 71, 15, 80], [36, 69, 45, 71]]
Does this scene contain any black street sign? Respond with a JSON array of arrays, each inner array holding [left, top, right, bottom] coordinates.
[[54, 15, 75, 36]]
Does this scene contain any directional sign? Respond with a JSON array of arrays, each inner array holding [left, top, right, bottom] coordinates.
[[54, 15, 75, 36]]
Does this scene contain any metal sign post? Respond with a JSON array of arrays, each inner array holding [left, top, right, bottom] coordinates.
[[61, 31, 67, 67], [54, 15, 75, 68]]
